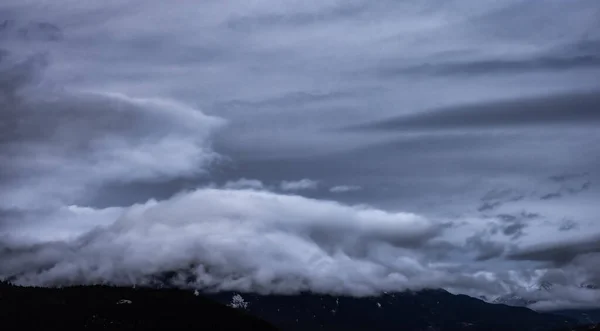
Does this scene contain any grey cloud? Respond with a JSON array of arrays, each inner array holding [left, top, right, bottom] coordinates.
[[363, 1, 600, 80], [0, 19, 63, 43], [509, 234, 600, 264], [330, 185, 362, 193], [578, 181, 592, 192], [477, 202, 502, 212], [558, 219, 579, 232], [0, 52, 48, 99], [496, 213, 538, 238], [521, 212, 541, 219], [0, 19, 16, 34], [549, 172, 589, 183], [566, 181, 592, 195], [222, 178, 266, 190], [477, 189, 525, 213], [0, 48, 8, 61], [226, 3, 368, 31], [18, 22, 63, 41], [215, 90, 364, 111], [482, 189, 518, 202], [488, 212, 540, 239], [0, 58, 223, 209], [0, 189, 448, 294], [279, 179, 319, 192], [465, 234, 506, 261], [539, 175, 592, 200], [540, 193, 562, 201], [210, 125, 599, 219], [502, 222, 525, 237], [352, 92, 600, 132], [387, 53, 600, 77]]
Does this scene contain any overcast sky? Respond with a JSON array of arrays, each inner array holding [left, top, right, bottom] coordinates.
[[1, 0, 600, 310]]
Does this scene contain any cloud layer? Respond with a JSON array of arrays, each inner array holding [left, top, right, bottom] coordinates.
[[0, 87, 223, 210], [352, 92, 600, 132], [2, 189, 444, 294]]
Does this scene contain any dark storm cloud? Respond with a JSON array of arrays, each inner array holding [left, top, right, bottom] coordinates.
[[226, 3, 368, 31], [0, 19, 63, 42], [474, 174, 594, 215], [0, 208, 26, 228], [509, 234, 600, 264], [352, 92, 600, 132], [0, 47, 223, 210], [540, 192, 562, 200], [561, 181, 593, 195], [0, 52, 48, 99], [558, 219, 579, 232], [502, 222, 525, 237], [381, 50, 600, 77], [539, 174, 592, 200], [477, 202, 501, 212], [549, 172, 589, 183], [0, 48, 8, 61], [495, 212, 539, 238], [477, 190, 525, 213], [462, 212, 541, 261], [210, 132, 518, 188], [215, 90, 364, 110], [466, 234, 506, 261]]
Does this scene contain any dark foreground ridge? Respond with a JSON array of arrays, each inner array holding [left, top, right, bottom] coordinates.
[[553, 324, 600, 331], [0, 282, 277, 330], [1, 281, 597, 331], [207, 289, 587, 331]]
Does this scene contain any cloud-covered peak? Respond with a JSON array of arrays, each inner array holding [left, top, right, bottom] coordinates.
[[2, 188, 443, 295]]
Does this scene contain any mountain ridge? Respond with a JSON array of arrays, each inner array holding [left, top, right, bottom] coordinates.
[[206, 289, 578, 331], [1, 281, 596, 330]]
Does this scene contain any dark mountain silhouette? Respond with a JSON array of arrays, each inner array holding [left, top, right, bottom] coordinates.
[[207, 289, 578, 331], [552, 323, 600, 331], [0, 281, 277, 330], [547, 310, 600, 326], [1, 281, 594, 331]]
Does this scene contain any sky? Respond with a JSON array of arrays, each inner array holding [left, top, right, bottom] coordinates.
[[1, 0, 600, 310]]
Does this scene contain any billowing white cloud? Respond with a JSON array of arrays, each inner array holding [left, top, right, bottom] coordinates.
[[3, 188, 444, 294], [14, 186, 592, 301]]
